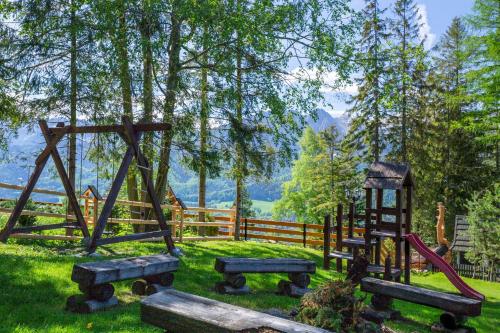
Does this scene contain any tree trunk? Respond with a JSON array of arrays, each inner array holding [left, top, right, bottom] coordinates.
[[67, 1, 77, 236], [198, 25, 209, 235], [154, 2, 182, 209], [234, 24, 243, 241], [141, 0, 154, 231], [116, 0, 140, 221]]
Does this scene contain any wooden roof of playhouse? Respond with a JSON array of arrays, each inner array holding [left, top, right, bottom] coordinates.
[[364, 161, 413, 190], [451, 215, 472, 253]]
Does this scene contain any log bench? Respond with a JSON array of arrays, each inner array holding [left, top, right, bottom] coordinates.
[[214, 257, 316, 297], [361, 277, 482, 330], [141, 289, 331, 333], [67, 254, 179, 313]]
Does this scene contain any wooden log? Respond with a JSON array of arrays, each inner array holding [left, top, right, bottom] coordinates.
[[277, 280, 310, 298], [288, 273, 310, 288], [223, 273, 246, 288], [145, 283, 172, 296], [440, 312, 467, 330], [88, 283, 115, 302], [132, 279, 148, 296], [214, 281, 250, 295], [71, 254, 179, 287], [141, 289, 330, 333], [94, 229, 171, 246], [360, 277, 482, 316], [66, 295, 118, 313], [215, 257, 316, 274], [144, 272, 175, 287], [10, 233, 83, 241]]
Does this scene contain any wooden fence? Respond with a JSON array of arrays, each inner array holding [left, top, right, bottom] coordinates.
[[432, 263, 499, 282]]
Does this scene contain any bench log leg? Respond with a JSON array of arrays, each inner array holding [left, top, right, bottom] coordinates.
[[133, 273, 175, 296], [277, 280, 310, 298], [67, 294, 119, 313], [215, 273, 250, 295]]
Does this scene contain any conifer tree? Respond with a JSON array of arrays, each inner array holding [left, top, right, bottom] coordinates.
[[385, 0, 424, 163], [347, 0, 389, 163]]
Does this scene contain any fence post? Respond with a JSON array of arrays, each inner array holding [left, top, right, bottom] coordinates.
[[336, 203, 343, 273], [303, 223, 307, 248], [179, 208, 184, 242], [323, 215, 331, 269], [244, 218, 247, 241]]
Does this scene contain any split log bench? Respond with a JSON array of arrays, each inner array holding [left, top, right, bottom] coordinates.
[[66, 254, 179, 313], [141, 289, 331, 333], [214, 257, 316, 297], [361, 277, 482, 330]]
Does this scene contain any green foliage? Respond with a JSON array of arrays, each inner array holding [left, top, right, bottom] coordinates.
[[274, 126, 361, 223], [465, 184, 500, 274], [0, 199, 37, 226], [296, 279, 365, 332]]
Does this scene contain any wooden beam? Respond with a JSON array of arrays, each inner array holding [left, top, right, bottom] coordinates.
[[0, 182, 67, 197], [10, 233, 83, 241], [94, 230, 172, 246], [50, 122, 171, 135], [12, 222, 79, 233], [215, 257, 316, 274], [122, 116, 174, 253], [39, 121, 90, 238], [360, 277, 482, 316]]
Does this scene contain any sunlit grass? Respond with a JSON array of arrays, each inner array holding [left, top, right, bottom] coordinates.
[[0, 238, 498, 332]]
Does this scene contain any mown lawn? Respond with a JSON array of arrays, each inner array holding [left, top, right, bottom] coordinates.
[[0, 239, 498, 333]]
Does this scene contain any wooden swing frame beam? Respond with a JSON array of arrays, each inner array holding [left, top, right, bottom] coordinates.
[[0, 116, 176, 254]]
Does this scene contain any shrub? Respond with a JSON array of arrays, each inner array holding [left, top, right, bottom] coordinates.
[[0, 199, 37, 226], [465, 184, 499, 280], [296, 279, 365, 332]]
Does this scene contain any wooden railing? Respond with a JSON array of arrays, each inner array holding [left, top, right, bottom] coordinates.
[[219, 217, 365, 249]]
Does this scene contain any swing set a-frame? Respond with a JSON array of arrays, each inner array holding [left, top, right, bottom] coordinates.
[[0, 116, 176, 254]]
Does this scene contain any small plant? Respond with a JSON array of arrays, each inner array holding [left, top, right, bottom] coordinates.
[[296, 279, 365, 332]]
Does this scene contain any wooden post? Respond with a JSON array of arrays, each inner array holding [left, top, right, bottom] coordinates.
[[302, 223, 306, 248], [323, 215, 331, 269], [179, 208, 184, 242], [375, 189, 383, 268], [405, 186, 412, 284], [172, 204, 178, 239], [93, 198, 98, 225], [229, 208, 236, 237], [365, 188, 373, 256], [336, 203, 343, 273], [395, 189, 402, 283]]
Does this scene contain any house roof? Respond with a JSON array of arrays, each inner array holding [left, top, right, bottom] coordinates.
[[364, 161, 414, 190]]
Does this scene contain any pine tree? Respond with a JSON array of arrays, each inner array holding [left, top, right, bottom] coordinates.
[[347, 0, 389, 163], [432, 17, 490, 234], [385, 0, 424, 163], [462, 0, 499, 177]]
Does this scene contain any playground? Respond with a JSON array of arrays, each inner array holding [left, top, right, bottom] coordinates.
[[0, 240, 497, 333]]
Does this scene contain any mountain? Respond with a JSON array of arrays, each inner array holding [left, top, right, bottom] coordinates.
[[0, 110, 348, 206]]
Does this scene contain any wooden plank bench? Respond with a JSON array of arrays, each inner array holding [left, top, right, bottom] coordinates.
[[141, 289, 331, 333], [214, 257, 316, 297], [361, 277, 482, 330], [67, 254, 179, 313]]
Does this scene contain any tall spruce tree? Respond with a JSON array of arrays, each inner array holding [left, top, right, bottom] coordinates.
[[385, 0, 424, 163], [347, 0, 389, 163], [463, 0, 499, 177], [432, 17, 489, 235]]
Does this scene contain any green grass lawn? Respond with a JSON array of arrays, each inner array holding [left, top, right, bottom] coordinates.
[[0, 239, 498, 333]]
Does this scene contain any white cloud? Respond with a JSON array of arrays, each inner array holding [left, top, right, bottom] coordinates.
[[416, 4, 436, 50]]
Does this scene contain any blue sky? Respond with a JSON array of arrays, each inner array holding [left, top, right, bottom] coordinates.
[[324, 0, 476, 117]]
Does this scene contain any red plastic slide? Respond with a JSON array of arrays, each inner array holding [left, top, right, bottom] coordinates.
[[405, 233, 485, 301]]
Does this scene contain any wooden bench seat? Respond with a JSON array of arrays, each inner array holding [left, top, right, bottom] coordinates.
[[67, 254, 179, 313], [214, 257, 316, 297], [361, 277, 482, 316], [141, 289, 331, 333]]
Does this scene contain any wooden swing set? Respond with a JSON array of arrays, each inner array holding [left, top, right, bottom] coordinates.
[[0, 116, 177, 254]]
